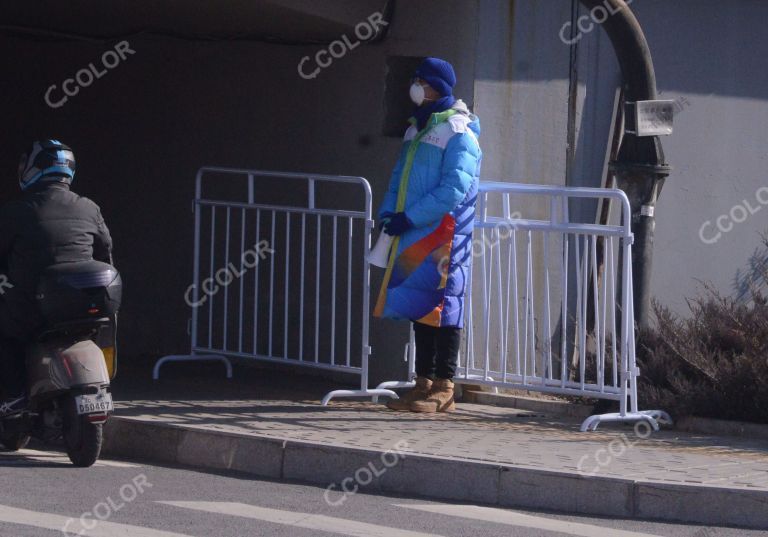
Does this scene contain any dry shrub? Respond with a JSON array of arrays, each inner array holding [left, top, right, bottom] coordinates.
[[637, 285, 768, 424]]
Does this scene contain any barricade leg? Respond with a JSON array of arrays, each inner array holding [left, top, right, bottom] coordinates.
[[321, 388, 399, 405], [371, 380, 412, 404], [321, 354, 398, 405], [153, 354, 233, 380], [580, 410, 673, 432]]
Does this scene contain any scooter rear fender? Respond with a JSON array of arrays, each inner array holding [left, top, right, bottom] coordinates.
[[27, 339, 110, 397]]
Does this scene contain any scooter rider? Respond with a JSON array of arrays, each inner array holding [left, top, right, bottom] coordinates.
[[0, 140, 112, 416]]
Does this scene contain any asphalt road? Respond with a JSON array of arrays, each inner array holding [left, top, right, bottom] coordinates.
[[0, 445, 765, 537]]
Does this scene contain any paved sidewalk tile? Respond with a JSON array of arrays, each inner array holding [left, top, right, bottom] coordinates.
[[113, 398, 768, 490]]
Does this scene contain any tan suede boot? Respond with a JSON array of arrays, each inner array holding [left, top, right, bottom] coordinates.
[[409, 379, 456, 413], [386, 377, 432, 411]]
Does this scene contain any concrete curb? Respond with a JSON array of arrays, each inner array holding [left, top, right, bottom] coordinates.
[[102, 416, 768, 529]]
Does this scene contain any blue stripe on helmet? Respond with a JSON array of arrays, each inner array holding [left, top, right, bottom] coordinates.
[[20, 166, 75, 190]]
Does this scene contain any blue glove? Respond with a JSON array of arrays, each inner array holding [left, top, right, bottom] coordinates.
[[379, 211, 395, 231], [383, 212, 413, 236]]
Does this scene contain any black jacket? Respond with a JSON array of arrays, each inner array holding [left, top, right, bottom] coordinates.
[[0, 183, 112, 323]]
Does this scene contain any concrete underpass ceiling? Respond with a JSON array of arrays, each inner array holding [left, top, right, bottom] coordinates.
[[2, 0, 390, 42]]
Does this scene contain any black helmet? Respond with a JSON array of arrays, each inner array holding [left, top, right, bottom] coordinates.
[[18, 139, 76, 191]]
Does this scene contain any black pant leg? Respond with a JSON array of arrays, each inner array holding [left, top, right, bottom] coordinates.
[[435, 326, 461, 379], [412, 322, 438, 379]]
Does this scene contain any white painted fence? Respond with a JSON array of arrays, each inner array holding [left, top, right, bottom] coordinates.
[[376, 182, 671, 431], [153, 167, 397, 404]]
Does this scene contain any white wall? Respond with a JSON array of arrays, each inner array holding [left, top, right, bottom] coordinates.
[[576, 0, 768, 313]]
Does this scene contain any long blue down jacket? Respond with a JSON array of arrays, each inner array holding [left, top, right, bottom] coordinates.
[[374, 100, 481, 328]]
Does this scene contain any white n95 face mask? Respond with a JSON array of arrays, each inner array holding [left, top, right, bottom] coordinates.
[[409, 82, 426, 105]]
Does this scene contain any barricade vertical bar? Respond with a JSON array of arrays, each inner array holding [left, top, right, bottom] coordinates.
[[511, 229, 521, 375], [330, 216, 337, 365], [268, 211, 276, 358], [522, 231, 532, 383], [620, 234, 631, 417], [501, 193, 512, 382], [244, 172, 253, 356], [299, 213, 306, 361], [560, 197, 569, 387], [253, 209, 261, 355], [238, 208, 246, 353], [543, 237, 552, 382], [208, 207, 216, 350], [544, 198, 555, 379], [494, 226, 505, 379], [526, 230, 535, 379], [484, 227, 494, 383], [591, 234, 602, 388], [628, 273, 639, 413], [315, 214, 321, 363], [359, 188, 373, 391], [284, 213, 291, 359], [346, 217, 353, 367], [480, 193, 490, 374], [502, 229, 513, 383], [574, 234, 582, 387], [223, 207, 231, 351], [580, 235, 588, 390], [190, 179, 202, 353], [599, 236, 608, 392], [609, 236, 618, 387], [465, 239, 474, 379], [595, 237, 608, 392]]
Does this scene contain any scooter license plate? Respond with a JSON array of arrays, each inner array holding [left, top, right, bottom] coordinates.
[[74, 393, 113, 415]]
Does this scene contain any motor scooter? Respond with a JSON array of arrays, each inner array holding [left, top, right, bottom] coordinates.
[[0, 260, 121, 467]]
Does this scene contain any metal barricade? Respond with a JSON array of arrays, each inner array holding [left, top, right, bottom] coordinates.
[[153, 167, 397, 404], [376, 181, 670, 431]]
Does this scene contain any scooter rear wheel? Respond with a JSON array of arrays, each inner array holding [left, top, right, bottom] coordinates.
[[62, 397, 103, 467], [0, 432, 30, 451]]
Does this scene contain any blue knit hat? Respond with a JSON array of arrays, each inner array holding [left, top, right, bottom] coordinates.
[[415, 57, 456, 97]]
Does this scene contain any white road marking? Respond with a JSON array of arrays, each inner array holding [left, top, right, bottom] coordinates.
[[0, 504, 193, 537], [0, 449, 140, 468], [395, 504, 665, 537], [160, 501, 447, 537]]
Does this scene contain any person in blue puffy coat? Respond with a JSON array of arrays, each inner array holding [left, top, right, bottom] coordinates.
[[374, 57, 481, 413]]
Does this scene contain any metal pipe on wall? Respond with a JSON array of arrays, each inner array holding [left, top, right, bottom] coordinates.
[[577, 0, 671, 329]]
